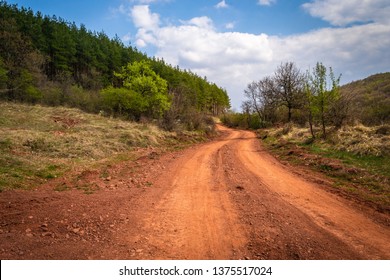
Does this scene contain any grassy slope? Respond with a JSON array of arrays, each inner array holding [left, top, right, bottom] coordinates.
[[260, 125, 390, 212], [0, 102, 207, 191], [340, 72, 390, 125], [341, 72, 390, 96]]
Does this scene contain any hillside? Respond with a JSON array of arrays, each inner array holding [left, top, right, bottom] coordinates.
[[0, 102, 209, 192], [0, 1, 230, 128], [340, 72, 390, 125]]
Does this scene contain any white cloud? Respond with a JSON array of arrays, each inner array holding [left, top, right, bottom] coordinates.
[[215, 0, 229, 9], [130, 4, 390, 109], [225, 22, 235, 29], [131, 5, 160, 30], [109, 4, 130, 18], [302, 0, 390, 26], [258, 0, 276, 6], [182, 16, 215, 29]]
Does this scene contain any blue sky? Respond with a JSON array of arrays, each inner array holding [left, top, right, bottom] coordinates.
[[6, 0, 390, 109]]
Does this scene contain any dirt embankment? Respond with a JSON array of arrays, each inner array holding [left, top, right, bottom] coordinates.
[[1, 125, 389, 259]]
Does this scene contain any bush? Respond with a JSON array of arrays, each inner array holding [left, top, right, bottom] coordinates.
[[376, 125, 390, 135]]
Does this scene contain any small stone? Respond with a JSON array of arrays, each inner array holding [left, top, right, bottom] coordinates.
[[40, 224, 49, 232]]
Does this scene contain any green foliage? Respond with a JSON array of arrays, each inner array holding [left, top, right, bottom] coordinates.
[[0, 57, 7, 89], [0, 1, 230, 129], [25, 85, 42, 102], [116, 61, 170, 119], [221, 111, 264, 129], [306, 62, 341, 138], [101, 86, 148, 119], [102, 61, 171, 120]]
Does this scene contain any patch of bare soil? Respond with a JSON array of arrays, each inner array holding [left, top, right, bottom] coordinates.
[[1, 126, 389, 259]]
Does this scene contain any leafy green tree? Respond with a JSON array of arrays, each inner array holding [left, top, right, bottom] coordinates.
[[306, 62, 341, 138], [103, 61, 170, 120], [101, 87, 147, 119], [118, 61, 170, 118]]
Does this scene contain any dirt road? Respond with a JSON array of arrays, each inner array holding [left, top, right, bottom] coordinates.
[[0, 125, 389, 259]]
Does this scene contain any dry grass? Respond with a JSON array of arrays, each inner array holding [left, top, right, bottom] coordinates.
[[262, 123, 390, 211], [267, 124, 390, 157], [0, 102, 203, 191], [335, 125, 390, 157]]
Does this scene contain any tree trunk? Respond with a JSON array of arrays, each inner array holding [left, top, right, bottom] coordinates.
[[308, 110, 315, 139]]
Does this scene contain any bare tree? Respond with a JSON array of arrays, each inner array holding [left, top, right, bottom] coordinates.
[[244, 81, 263, 121], [241, 100, 253, 128], [273, 62, 305, 122], [244, 76, 277, 125]]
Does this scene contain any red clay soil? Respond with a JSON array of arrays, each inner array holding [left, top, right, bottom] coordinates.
[[0, 125, 389, 260]]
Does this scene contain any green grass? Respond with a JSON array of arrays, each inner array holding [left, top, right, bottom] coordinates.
[[305, 143, 390, 177], [262, 125, 390, 210]]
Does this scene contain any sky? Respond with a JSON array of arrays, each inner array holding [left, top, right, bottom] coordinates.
[[6, 0, 390, 110]]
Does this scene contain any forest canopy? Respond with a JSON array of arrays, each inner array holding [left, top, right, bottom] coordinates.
[[0, 1, 230, 129]]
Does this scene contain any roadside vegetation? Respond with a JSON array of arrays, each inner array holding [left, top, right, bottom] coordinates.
[[0, 2, 229, 191], [221, 62, 389, 211], [0, 102, 210, 191], [260, 124, 389, 212]]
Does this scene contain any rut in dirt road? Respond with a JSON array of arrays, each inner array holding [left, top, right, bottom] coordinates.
[[133, 128, 247, 259], [1, 125, 389, 259], [122, 125, 390, 260]]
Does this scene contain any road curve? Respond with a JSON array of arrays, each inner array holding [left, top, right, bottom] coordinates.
[[123, 125, 390, 259]]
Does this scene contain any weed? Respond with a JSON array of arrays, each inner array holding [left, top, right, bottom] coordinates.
[[37, 164, 62, 179], [54, 183, 70, 192], [76, 184, 100, 195], [0, 138, 12, 150]]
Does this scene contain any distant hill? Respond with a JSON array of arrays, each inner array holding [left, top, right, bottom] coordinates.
[[340, 73, 390, 125]]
